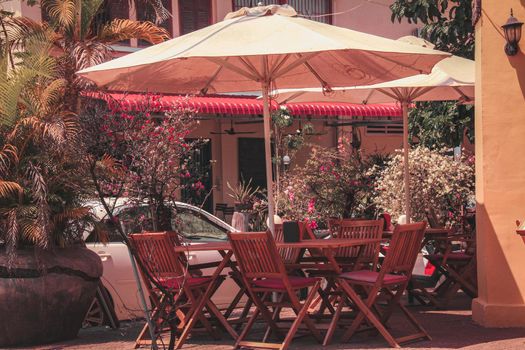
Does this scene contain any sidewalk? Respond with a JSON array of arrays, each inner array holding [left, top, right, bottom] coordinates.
[[22, 296, 525, 350]]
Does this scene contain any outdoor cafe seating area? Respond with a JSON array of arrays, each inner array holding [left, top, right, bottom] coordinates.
[[128, 217, 477, 350]]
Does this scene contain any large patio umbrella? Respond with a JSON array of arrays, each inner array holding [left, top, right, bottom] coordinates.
[[77, 5, 448, 231], [273, 42, 474, 222]]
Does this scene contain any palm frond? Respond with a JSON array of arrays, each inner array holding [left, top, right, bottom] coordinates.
[[18, 214, 47, 247], [97, 153, 125, 176], [0, 180, 23, 199], [80, 0, 104, 39], [52, 206, 91, 226], [71, 40, 111, 71], [25, 162, 48, 204], [0, 144, 19, 174], [25, 164, 50, 248], [5, 209, 20, 258], [89, 220, 110, 245], [5, 17, 49, 50], [40, 78, 67, 114], [0, 67, 39, 126], [42, 0, 77, 30], [98, 19, 170, 45]]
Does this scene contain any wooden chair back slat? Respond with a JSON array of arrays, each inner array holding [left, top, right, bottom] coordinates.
[[129, 232, 185, 281], [381, 222, 426, 276], [228, 231, 286, 279], [328, 218, 341, 237], [332, 219, 383, 265]]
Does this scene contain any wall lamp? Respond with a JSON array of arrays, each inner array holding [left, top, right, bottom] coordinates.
[[502, 9, 523, 56]]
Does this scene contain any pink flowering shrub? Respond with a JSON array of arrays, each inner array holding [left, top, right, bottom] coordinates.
[[370, 147, 474, 227], [81, 95, 203, 231], [275, 145, 375, 224]]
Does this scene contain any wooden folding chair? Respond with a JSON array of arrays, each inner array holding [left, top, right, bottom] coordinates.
[[129, 232, 227, 349], [333, 222, 430, 348], [421, 234, 477, 307], [308, 219, 384, 318], [228, 231, 323, 350]]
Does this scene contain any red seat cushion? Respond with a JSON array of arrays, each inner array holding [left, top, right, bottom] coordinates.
[[160, 276, 212, 289], [252, 276, 319, 290], [339, 270, 407, 285]]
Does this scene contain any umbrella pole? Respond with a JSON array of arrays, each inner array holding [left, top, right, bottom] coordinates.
[[262, 81, 275, 234], [402, 100, 411, 223]]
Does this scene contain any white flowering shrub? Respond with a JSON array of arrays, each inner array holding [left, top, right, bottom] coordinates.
[[372, 147, 474, 227]]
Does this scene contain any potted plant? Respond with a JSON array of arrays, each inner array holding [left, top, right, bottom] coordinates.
[[226, 179, 261, 231], [0, 27, 101, 348], [0, 1, 172, 345], [227, 178, 261, 212]]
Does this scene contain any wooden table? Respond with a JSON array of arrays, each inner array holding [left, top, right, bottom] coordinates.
[[174, 238, 382, 345], [173, 242, 238, 345]]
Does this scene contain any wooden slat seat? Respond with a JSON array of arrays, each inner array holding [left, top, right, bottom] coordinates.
[[228, 230, 322, 350], [330, 222, 431, 348]]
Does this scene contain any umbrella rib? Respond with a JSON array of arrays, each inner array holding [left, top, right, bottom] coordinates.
[[411, 86, 433, 100], [272, 52, 321, 78], [362, 89, 376, 104], [239, 57, 263, 80], [366, 51, 429, 74], [377, 88, 401, 101], [205, 57, 261, 81], [200, 59, 228, 94], [280, 91, 305, 104], [302, 58, 330, 89], [269, 54, 291, 78], [452, 86, 472, 103]]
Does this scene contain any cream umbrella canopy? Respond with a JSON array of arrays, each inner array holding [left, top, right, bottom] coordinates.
[[77, 5, 449, 231], [273, 46, 474, 222]]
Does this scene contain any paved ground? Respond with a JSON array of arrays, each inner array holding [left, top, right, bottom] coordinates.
[[14, 296, 525, 350]]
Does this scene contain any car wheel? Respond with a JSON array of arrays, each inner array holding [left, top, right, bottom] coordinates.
[[82, 288, 117, 328], [82, 297, 106, 328]]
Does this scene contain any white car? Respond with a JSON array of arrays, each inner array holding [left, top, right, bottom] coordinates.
[[83, 199, 240, 326]]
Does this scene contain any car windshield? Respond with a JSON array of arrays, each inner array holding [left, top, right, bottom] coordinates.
[[173, 206, 228, 241], [86, 204, 228, 242]]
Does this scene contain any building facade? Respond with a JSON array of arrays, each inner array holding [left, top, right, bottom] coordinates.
[[3, 0, 420, 210], [472, 0, 525, 327]]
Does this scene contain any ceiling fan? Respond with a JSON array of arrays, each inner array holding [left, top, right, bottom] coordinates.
[[210, 120, 256, 135], [294, 120, 327, 136]]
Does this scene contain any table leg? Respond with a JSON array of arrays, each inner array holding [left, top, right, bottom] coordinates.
[[175, 250, 238, 349]]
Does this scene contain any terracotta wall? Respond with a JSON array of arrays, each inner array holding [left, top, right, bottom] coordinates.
[[189, 117, 405, 207], [472, 0, 525, 327], [332, 0, 419, 39]]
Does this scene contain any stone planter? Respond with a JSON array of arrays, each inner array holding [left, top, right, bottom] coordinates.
[[232, 211, 251, 232], [0, 245, 103, 347]]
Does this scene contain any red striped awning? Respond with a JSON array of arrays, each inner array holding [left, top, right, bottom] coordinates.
[[87, 92, 401, 118], [285, 102, 402, 117]]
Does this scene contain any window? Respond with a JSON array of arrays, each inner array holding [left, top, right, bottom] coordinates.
[[232, 0, 332, 24], [136, 0, 172, 46], [174, 206, 228, 241], [179, 0, 211, 35], [366, 124, 403, 135]]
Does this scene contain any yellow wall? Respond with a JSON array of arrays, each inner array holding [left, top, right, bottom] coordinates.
[[472, 0, 525, 327]]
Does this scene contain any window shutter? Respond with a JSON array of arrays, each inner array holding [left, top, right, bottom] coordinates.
[[180, 0, 211, 35]]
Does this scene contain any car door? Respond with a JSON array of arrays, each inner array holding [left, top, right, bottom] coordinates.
[[85, 205, 152, 321]]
